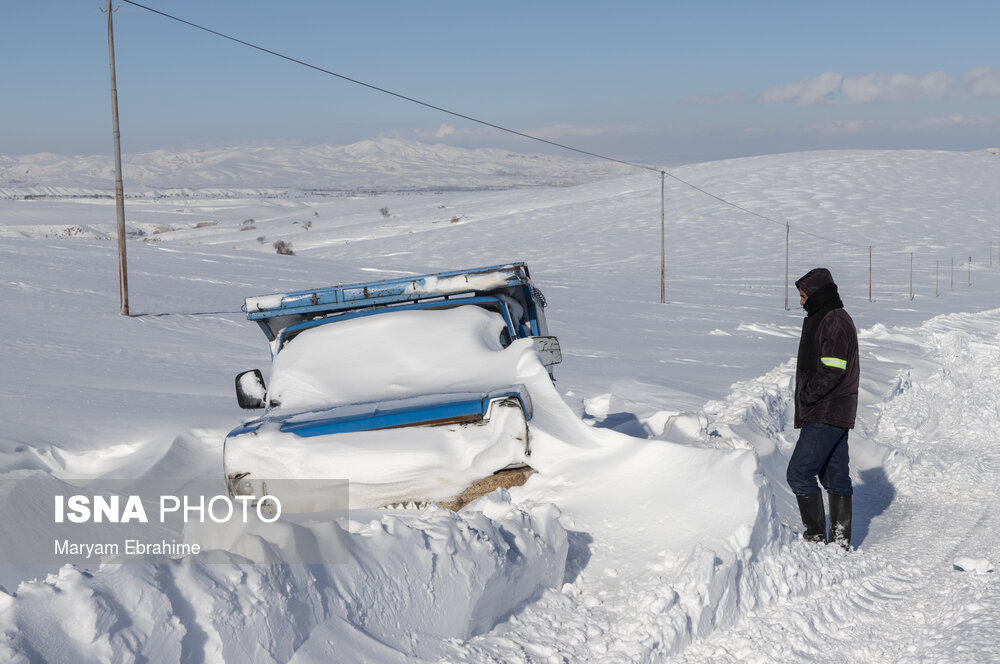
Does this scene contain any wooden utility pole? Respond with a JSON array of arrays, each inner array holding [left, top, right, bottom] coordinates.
[[660, 171, 665, 304], [784, 222, 790, 310], [106, 0, 129, 315]]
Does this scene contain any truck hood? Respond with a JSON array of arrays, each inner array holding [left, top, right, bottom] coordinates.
[[230, 386, 531, 439]]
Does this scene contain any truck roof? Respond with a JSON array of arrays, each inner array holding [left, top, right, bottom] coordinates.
[[243, 262, 536, 341]]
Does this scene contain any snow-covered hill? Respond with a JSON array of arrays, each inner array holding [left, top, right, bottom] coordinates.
[[0, 138, 636, 198], [1, 144, 999, 662]]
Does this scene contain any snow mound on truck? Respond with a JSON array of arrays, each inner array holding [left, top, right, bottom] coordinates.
[[267, 305, 542, 410]]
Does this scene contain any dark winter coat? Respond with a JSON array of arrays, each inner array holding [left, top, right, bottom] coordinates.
[[793, 268, 859, 430]]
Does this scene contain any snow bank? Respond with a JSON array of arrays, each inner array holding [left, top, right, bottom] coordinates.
[[953, 557, 994, 574], [0, 289, 777, 661], [218, 296, 782, 659], [435, 343, 787, 659], [0, 491, 567, 663]]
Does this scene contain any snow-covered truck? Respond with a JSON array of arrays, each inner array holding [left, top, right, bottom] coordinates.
[[223, 262, 561, 511]]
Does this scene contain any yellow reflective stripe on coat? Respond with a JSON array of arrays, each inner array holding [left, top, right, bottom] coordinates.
[[821, 356, 847, 370]]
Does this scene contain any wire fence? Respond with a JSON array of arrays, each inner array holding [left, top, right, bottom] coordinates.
[[779, 235, 996, 310]]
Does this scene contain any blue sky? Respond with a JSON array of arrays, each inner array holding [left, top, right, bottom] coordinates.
[[3, 1, 999, 164]]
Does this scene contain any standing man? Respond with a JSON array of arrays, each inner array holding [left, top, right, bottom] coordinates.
[[788, 268, 859, 550]]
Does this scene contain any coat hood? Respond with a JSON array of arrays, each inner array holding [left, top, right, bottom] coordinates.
[[795, 268, 836, 296]]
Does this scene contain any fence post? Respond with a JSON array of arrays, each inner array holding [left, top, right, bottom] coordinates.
[[909, 252, 913, 300], [868, 246, 872, 302]]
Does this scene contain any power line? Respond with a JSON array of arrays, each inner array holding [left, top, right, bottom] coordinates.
[[117, 1, 800, 226], [116, 0, 945, 261], [120, 0, 657, 175]]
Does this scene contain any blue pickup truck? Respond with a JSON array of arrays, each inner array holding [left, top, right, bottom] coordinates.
[[223, 263, 561, 511]]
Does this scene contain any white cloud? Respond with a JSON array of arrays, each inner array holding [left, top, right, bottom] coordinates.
[[412, 124, 481, 141], [962, 67, 1000, 98], [840, 71, 953, 103], [760, 71, 954, 106], [762, 72, 844, 105], [754, 68, 1000, 106]]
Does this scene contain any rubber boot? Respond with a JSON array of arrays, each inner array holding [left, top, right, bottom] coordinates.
[[795, 492, 826, 543], [828, 493, 852, 550]]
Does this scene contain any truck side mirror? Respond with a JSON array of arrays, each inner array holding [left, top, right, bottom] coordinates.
[[235, 369, 267, 409], [532, 336, 562, 367]]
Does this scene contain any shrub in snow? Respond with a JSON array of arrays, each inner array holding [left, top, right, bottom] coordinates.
[[273, 240, 295, 255]]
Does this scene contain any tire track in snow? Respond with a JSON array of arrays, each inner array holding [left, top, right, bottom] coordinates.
[[416, 313, 1000, 664], [673, 313, 1000, 664]]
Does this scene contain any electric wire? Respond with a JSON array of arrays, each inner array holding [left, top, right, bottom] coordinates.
[[116, 1, 801, 232], [120, 0, 655, 175], [118, 0, 976, 263]]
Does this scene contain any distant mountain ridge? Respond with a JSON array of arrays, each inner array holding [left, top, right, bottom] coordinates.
[[0, 138, 637, 199]]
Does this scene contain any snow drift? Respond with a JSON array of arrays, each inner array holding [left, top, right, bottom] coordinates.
[[2, 145, 1000, 662]]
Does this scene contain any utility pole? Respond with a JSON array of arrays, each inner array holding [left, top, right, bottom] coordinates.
[[784, 222, 790, 310], [660, 171, 665, 304], [105, 0, 129, 315]]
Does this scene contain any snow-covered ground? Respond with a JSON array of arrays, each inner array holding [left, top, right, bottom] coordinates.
[[1, 141, 998, 662]]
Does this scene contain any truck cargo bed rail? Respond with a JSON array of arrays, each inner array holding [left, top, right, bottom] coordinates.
[[243, 263, 535, 341]]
